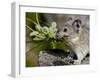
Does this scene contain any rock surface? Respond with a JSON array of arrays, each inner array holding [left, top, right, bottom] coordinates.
[[38, 49, 89, 66]]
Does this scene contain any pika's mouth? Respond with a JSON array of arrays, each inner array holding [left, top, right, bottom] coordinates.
[[56, 33, 69, 42], [56, 34, 68, 39], [56, 37, 64, 42], [64, 35, 69, 37]]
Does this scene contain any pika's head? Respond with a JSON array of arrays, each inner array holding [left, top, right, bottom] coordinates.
[[56, 18, 82, 42]]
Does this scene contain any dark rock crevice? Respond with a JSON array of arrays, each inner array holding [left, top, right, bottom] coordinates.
[[38, 49, 89, 66]]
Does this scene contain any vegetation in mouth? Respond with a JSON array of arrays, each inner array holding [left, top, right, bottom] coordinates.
[[26, 13, 69, 54]]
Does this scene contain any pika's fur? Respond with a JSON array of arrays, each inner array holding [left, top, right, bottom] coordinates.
[[43, 14, 89, 64]]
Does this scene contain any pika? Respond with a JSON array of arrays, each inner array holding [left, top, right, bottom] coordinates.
[[56, 16, 89, 64], [43, 14, 89, 64]]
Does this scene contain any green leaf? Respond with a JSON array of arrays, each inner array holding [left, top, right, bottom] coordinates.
[[51, 22, 57, 28], [50, 22, 57, 32], [42, 26, 49, 34], [35, 25, 42, 31], [33, 37, 43, 41], [30, 31, 39, 36], [36, 34, 46, 39]]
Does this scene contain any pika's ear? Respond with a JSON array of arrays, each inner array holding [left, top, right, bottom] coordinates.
[[72, 19, 82, 27], [67, 17, 72, 21], [72, 19, 82, 33]]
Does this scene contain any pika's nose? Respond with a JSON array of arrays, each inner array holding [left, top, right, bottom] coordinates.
[[56, 34, 59, 39], [56, 31, 60, 39]]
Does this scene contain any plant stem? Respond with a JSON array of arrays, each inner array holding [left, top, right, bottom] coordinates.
[[26, 18, 37, 25], [26, 42, 43, 55], [36, 13, 40, 26], [26, 25, 34, 32], [51, 41, 56, 49]]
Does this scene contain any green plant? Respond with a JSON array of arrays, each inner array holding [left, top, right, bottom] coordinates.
[[26, 13, 68, 53]]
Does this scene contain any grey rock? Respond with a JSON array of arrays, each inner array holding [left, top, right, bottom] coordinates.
[[38, 49, 89, 66], [38, 49, 74, 66]]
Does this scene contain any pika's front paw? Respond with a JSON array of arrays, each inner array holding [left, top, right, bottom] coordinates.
[[73, 60, 81, 65]]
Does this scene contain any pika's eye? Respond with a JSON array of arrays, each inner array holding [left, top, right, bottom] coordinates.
[[76, 24, 80, 28], [63, 28, 67, 32]]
